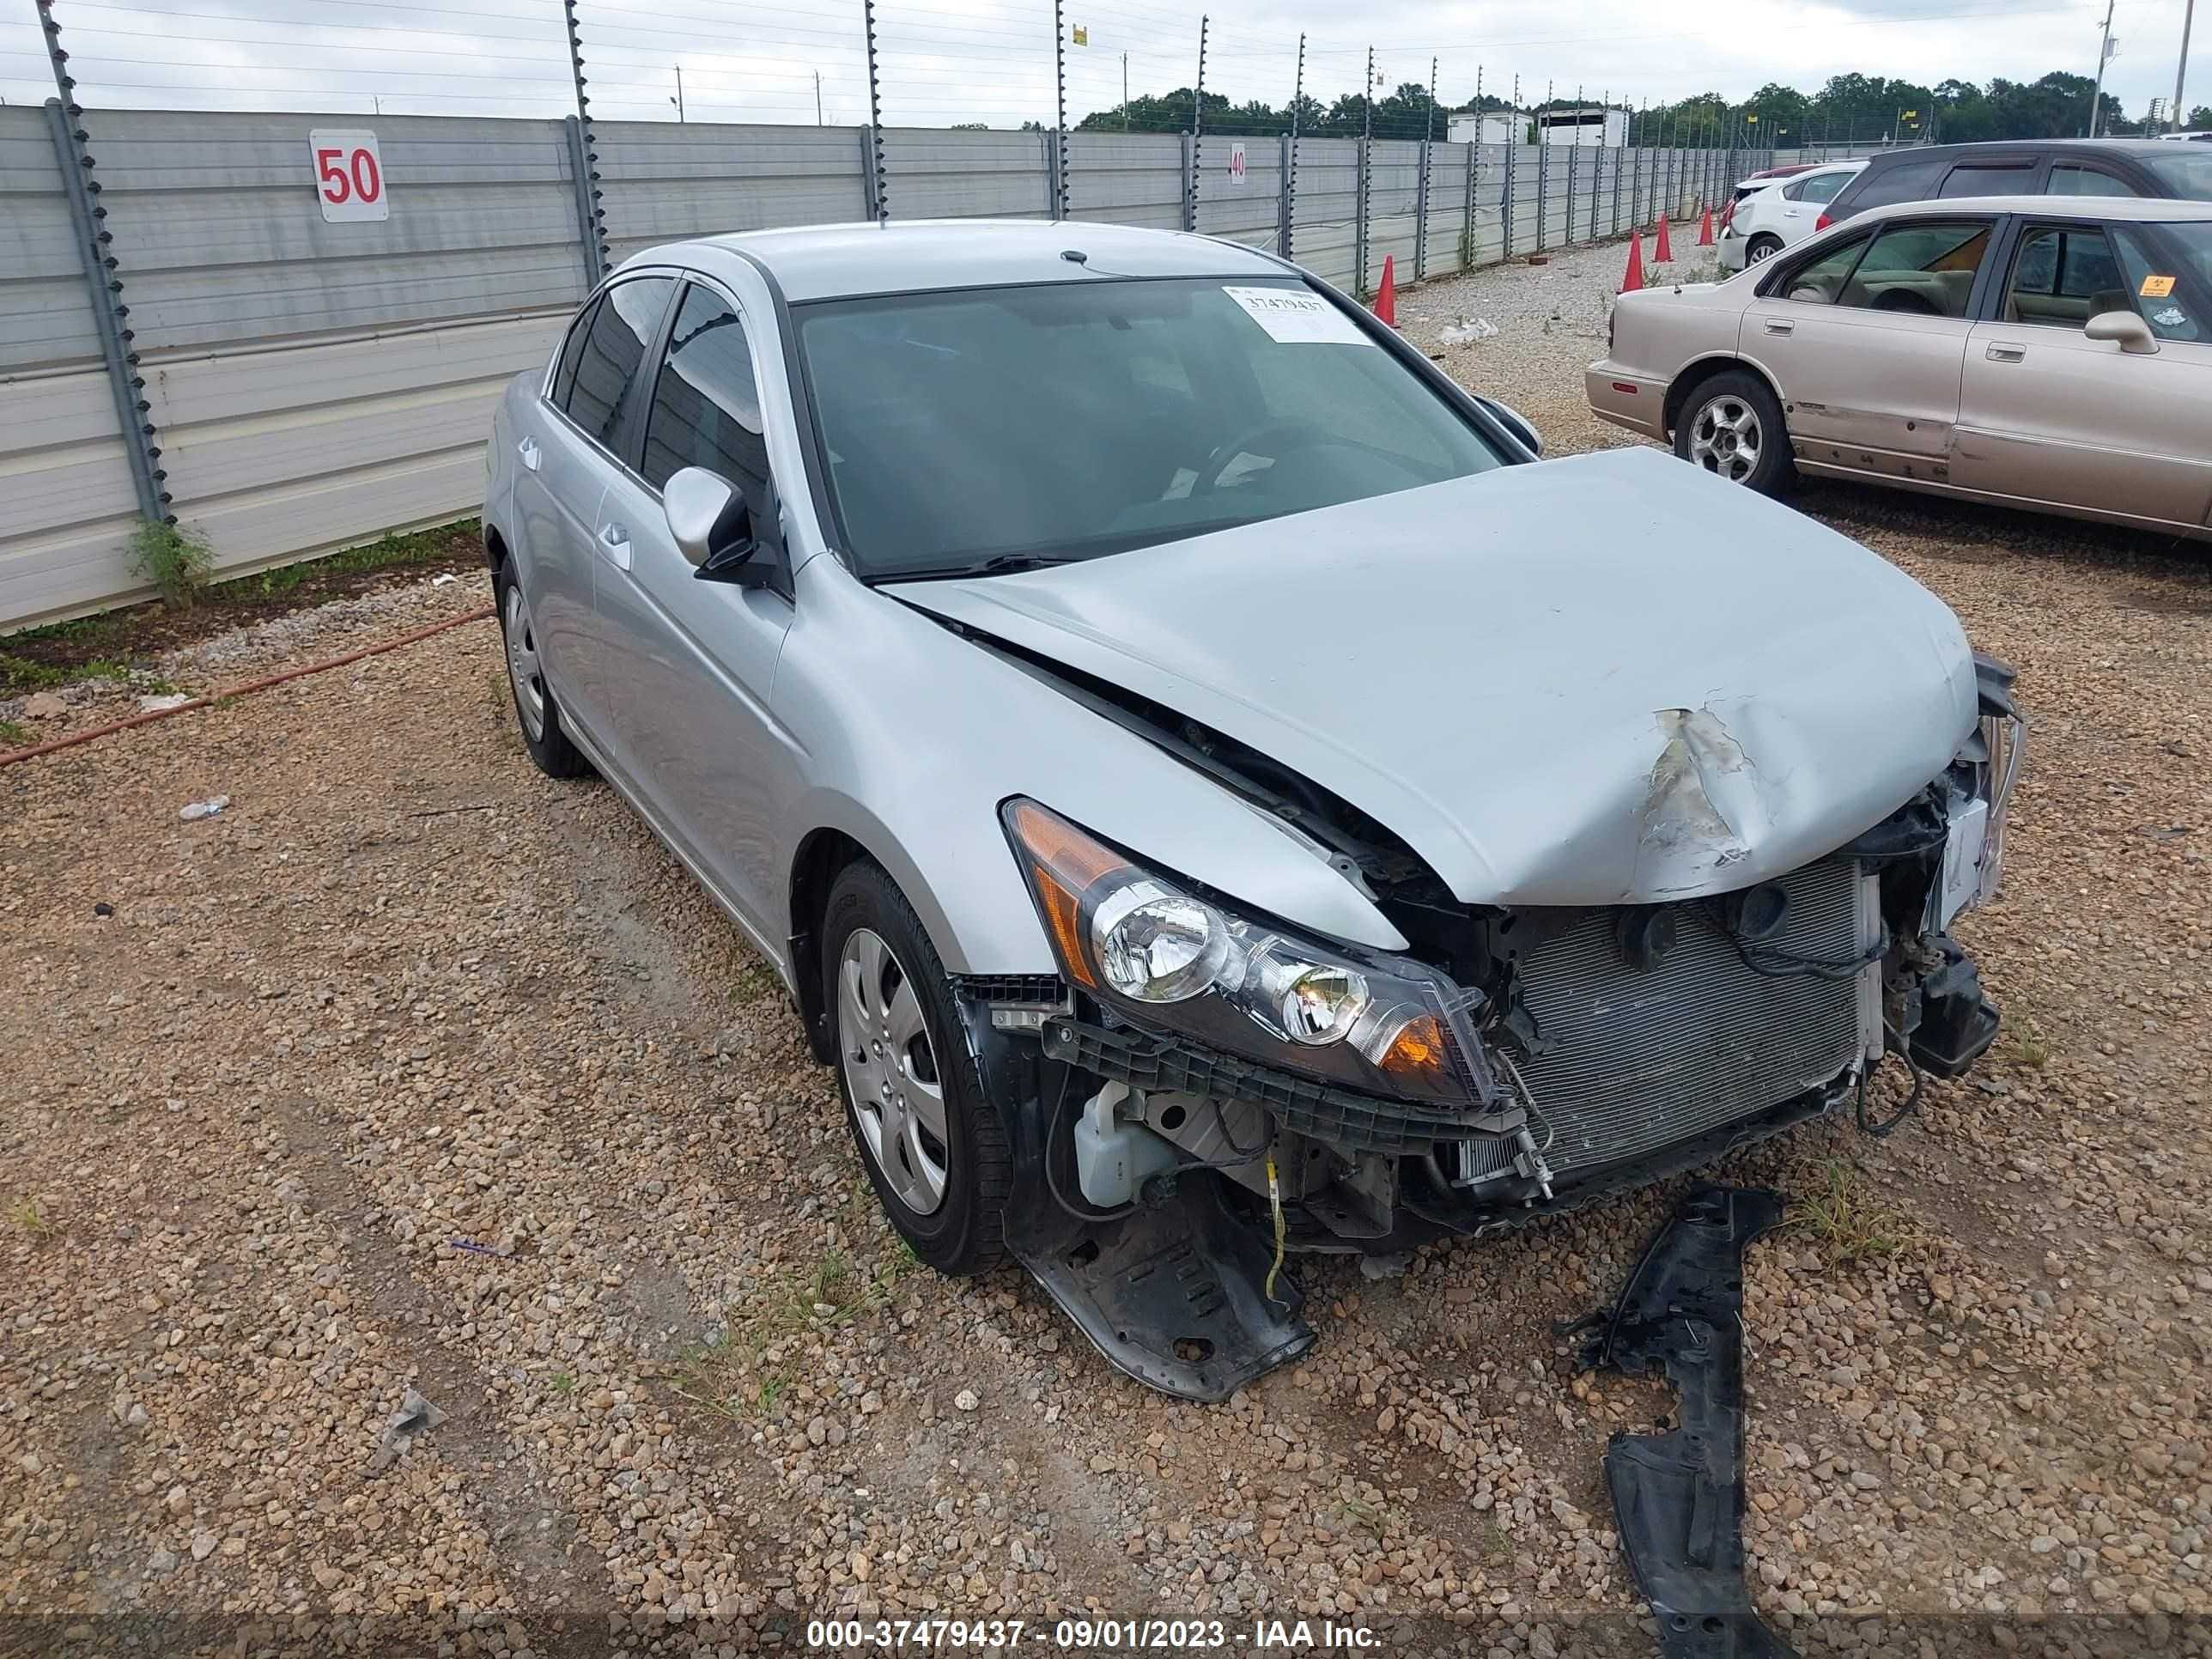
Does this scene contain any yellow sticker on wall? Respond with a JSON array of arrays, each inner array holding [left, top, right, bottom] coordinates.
[[2141, 275, 2177, 299]]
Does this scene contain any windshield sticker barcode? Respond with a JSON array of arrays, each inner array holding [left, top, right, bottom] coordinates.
[[1222, 286, 1373, 345]]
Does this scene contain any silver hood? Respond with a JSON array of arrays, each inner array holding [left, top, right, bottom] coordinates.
[[887, 447, 1979, 908]]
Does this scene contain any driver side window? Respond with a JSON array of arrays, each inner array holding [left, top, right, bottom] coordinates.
[[641, 283, 770, 498], [2002, 225, 2130, 329]]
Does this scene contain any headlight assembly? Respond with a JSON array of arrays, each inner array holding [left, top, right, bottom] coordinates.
[[1002, 799, 1490, 1106]]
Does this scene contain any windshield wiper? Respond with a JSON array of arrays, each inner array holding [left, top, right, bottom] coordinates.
[[891, 552, 1080, 581]]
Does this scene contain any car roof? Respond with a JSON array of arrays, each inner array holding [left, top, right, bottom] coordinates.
[[641, 219, 1291, 302], [1866, 137, 2186, 162], [1861, 193, 2212, 222]]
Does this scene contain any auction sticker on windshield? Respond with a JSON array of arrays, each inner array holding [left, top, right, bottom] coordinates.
[[1222, 286, 1371, 344]]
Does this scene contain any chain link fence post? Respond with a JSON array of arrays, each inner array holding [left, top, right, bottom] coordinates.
[[560, 0, 609, 278], [1501, 75, 1516, 259], [863, 0, 888, 223], [1355, 46, 1373, 295], [35, 0, 168, 528], [1279, 32, 1303, 259], [1414, 57, 1436, 280], [1051, 0, 1068, 220], [1184, 15, 1206, 234], [1534, 80, 1551, 253]]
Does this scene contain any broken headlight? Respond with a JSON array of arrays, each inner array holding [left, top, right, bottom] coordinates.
[[1002, 799, 1489, 1105]]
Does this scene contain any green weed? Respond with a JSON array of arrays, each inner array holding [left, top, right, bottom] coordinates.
[[128, 520, 216, 609]]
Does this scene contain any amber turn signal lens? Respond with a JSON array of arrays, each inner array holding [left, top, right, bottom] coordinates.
[[1376, 1012, 1453, 1089], [1004, 799, 1133, 990]]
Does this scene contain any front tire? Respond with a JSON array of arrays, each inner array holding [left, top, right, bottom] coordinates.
[[495, 562, 587, 779], [1674, 370, 1794, 495], [823, 860, 1011, 1275]]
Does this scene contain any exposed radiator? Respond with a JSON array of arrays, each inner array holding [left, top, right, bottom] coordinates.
[[1480, 860, 1876, 1183]]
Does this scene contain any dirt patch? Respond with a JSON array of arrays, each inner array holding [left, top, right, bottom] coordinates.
[[1, 521, 482, 688]]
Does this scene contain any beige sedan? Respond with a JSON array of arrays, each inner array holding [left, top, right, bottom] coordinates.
[[1587, 196, 2212, 541]]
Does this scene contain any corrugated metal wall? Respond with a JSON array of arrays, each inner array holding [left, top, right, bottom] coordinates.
[[0, 100, 1750, 630], [1, 105, 143, 629]]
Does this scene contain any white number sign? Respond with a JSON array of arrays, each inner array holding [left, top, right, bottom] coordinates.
[[1227, 142, 1247, 185], [308, 129, 387, 223]]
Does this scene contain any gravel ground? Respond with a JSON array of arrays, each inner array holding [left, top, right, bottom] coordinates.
[[4, 234, 2211, 1658]]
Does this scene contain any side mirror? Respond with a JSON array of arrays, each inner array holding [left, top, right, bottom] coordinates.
[[1479, 396, 1543, 457], [664, 465, 773, 584], [2085, 310, 2160, 356]]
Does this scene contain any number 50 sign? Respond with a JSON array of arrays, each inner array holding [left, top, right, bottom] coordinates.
[[308, 129, 387, 222]]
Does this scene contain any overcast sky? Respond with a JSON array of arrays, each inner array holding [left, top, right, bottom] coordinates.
[[0, 0, 2197, 132]]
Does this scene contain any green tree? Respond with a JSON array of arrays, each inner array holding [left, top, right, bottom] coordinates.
[[2189, 104, 2212, 131]]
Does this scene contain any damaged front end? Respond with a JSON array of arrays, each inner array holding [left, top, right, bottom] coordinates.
[[970, 657, 2024, 1401]]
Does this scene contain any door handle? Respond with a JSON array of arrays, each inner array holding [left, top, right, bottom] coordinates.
[[1762, 318, 1794, 336], [1985, 343, 2027, 363], [516, 436, 541, 472], [599, 522, 632, 571]]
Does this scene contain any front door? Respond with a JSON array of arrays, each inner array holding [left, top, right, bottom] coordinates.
[[1954, 218, 2212, 529], [592, 279, 800, 945], [1739, 217, 1995, 483]]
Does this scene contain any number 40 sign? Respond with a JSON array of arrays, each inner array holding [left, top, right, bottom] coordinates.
[[309, 129, 387, 222]]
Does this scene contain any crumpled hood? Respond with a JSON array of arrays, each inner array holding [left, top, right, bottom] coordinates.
[[887, 447, 1979, 908]]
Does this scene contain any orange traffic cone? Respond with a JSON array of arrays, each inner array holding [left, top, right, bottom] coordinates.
[[1698, 204, 1715, 246], [1653, 214, 1674, 263], [1620, 230, 1645, 294], [1372, 255, 1396, 325]]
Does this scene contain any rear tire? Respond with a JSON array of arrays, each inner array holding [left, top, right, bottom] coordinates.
[[1674, 370, 1794, 496], [1746, 234, 1784, 264], [823, 860, 1011, 1275], [495, 561, 587, 779]]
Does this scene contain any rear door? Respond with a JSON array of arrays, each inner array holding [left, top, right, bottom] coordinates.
[[1738, 216, 1996, 478], [592, 277, 799, 940], [519, 274, 676, 741], [1955, 217, 2212, 527]]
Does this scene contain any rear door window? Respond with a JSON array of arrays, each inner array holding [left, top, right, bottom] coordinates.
[[1837, 222, 1990, 317], [2047, 164, 2141, 198], [1842, 156, 1948, 212], [550, 297, 601, 411], [1940, 162, 2036, 198], [1778, 234, 1873, 303], [1784, 170, 1854, 204], [564, 276, 677, 453]]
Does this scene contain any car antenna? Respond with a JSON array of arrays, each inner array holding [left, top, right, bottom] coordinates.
[[1060, 248, 1088, 264]]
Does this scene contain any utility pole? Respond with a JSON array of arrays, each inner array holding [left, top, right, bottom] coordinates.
[[815, 70, 823, 125], [1121, 52, 1129, 130], [672, 64, 685, 123], [2177, 0, 2197, 131], [2092, 0, 2115, 137]]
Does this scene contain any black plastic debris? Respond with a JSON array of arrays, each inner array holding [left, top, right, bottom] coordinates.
[[1565, 1186, 1794, 1659]]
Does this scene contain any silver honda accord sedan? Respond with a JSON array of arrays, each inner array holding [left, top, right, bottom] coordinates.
[[484, 219, 2024, 1400]]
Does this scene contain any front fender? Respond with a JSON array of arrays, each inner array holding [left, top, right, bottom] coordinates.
[[771, 554, 1407, 976]]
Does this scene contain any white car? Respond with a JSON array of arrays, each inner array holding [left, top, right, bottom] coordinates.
[[1720, 161, 1867, 270]]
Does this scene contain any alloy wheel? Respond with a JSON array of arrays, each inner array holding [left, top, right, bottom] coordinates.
[[837, 927, 950, 1215], [502, 582, 547, 742], [1688, 396, 1764, 484]]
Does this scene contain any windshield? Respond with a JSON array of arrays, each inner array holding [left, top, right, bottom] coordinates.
[[2145, 150, 2212, 198], [793, 276, 1504, 579]]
